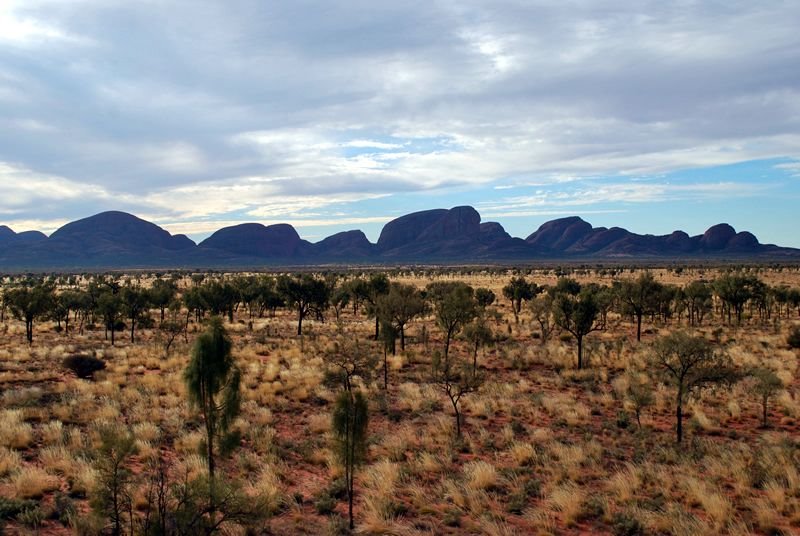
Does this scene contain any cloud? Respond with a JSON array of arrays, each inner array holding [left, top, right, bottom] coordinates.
[[0, 0, 798, 234], [479, 181, 767, 214]]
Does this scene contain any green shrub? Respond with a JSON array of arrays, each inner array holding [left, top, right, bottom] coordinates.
[[63, 354, 106, 379], [787, 326, 800, 349]]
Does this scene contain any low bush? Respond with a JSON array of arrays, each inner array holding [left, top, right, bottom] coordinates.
[[63, 355, 106, 379]]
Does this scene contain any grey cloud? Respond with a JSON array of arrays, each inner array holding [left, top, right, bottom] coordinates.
[[0, 0, 798, 224]]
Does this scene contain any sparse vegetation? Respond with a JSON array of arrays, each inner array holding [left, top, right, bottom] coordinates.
[[0, 266, 798, 533]]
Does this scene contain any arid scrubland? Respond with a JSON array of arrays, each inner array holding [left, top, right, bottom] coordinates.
[[0, 266, 799, 535]]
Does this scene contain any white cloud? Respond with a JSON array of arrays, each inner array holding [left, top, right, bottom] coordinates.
[[0, 162, 110, 206]]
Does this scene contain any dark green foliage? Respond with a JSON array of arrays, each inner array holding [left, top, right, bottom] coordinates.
[[5, 281, 54, 344], [277, 274, 331, 336], [475, 287, 496, 309], [184, 316, 241, 510], [426, 281, 477, 360], [502, 276, 539, 324], [751, 368, 783, 427], [611, 512, 646, 536], [0, 497, 38, 520], [376, 282, 426, 352], [787, 326, 800, 349], [552, 279, 603, 369], [63, 354, 106, 379], [91, 424, 136, 536], [618, 271, 663, 341]]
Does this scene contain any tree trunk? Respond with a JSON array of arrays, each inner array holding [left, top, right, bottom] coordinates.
[[297, 309, 304, 336], [400, 326, 405, 351], [452, 397, 462, 438], [676, 399, 683, 444], [636, 313, 642, 341], [130, 319, 136, 343], [577, 335, 583, 369], [383, 347, 388, 390]]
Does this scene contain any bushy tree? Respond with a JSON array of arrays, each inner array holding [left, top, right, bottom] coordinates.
[[120, 285, 149, 343], [713, 272, 759, 325], [149, 278, 177, 324], [426, 281, 477, 360], [6, 282, 54, 344], [552, 279, 603, 369], [529, 293, 555, 344], [277, 274, 331, 336], [97, 290, 123, 346], [377, 282, 426, 352], [619, 271, 663, 341], [649, 331, 739, 444], [684, 280, 713, 326], [751, 368, 783, 428], [503, 277, 538, 324]]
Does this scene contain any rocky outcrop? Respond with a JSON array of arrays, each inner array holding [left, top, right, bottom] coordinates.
[[0, 208, 795, 270], [199, 223, 309, 258]]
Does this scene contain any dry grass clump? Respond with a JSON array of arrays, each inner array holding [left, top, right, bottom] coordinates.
[[507, 441, 536, 467], [544, 481, 585, 527], [246, 464, 284, 514], [0, 409, 34, 449], [360, 460, 404, 531], [0, 446, 22, 476], [10, 465, 61, 499], [463, 460, 499, 491], [608, 463, 642, 503]]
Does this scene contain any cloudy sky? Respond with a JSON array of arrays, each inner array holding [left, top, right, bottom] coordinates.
[[1, 0, 798, 245]]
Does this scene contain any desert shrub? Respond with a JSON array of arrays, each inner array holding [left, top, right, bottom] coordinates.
[[788, 326, 800, 349], [314, 477, 348, 515], [63, 354, 106, 379], [612, 511, 646, 536], [52, 492, 77, 526], [0, 497, 38, 521]]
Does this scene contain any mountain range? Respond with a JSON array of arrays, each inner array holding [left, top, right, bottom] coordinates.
[[0, 207, 797, 270]]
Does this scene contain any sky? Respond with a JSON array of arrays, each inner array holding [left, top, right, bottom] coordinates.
[[0, 0, 798, 246]]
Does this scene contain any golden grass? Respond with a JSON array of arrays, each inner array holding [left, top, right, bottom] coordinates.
[[10, 466, 61, 499], [0, 409, 34, 449]]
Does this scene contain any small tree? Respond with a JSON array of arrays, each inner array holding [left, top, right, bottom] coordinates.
[[475, 288, 496, 310], [332, 389, 369, 531], [426, 281, 477, 361], [751, 368, 783, 428], [91, 424, 136, 536], [431, 349, 483, 439], [619, 271, 663, 341], [503, 277, 538, 324], [624, 372, 654, 430], [552, 280, 604, 369], [120, 285, 149, 344], [149, 279, 177, 324], [363, 274, 390, 340], [376, 282, 426, 352], [6, 282, 54, 345], [649, 331, 739, 444], [277, 274, 331, 336], [462, 317, 493, 373], [184, 317, 241, 514], [97, 290, 123, 346], [529, 293, 555, 344]]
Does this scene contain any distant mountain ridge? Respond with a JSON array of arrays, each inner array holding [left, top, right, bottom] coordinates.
[[0, 208, 797, 269]]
